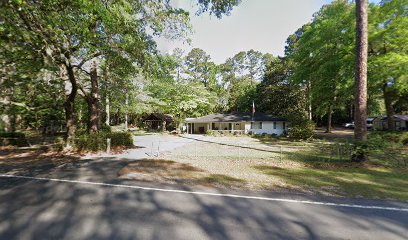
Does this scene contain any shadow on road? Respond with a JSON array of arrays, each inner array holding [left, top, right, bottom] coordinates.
[[0, 148, 407, 239]]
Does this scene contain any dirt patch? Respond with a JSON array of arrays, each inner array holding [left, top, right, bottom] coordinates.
[[0, 146, 82, 175], [314, 128, 354, 139], [119, 159, 250, 189], [119, 159, 206, 184]]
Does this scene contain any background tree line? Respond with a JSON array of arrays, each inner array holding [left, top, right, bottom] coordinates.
[[1, 0, 407, 147], [0, 0, 240, 147]]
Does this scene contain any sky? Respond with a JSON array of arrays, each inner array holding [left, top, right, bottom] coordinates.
[[156, 0, 381, 64]]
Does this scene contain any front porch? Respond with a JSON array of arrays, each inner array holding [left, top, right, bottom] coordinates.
[[186, 122, 246, 134]]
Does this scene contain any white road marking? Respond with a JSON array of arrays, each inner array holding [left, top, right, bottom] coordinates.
[[1, 174, 407, 212]]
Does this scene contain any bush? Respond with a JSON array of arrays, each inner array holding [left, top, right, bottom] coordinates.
[[108, 132, 133, 147], [288, 121, 315, 140], [0, 132, 25, 138], [0, 131, 27, 146], [100, 124, 112, 133], [369, 131, 408, 146], [75, 132, 133, 151], [206, 130, 221, 136], [402, 136, 408, 146]]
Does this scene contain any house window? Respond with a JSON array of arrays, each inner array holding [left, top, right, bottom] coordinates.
[[273, 122, 277, 129], [251, 122, 262, 129]]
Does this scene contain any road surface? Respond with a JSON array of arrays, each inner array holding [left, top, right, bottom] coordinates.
[[0, 135, 407, 239]]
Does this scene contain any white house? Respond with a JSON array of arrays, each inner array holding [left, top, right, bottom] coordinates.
[[185, 112, 288, 135]]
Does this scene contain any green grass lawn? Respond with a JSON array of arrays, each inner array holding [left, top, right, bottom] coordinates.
[[254, 164, 408, 200]]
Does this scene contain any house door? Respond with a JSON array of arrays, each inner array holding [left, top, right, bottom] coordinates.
[[199, 127, 205, 134]]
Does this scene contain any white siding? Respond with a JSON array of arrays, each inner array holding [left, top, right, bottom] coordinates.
[[245, 121, 287, 135]]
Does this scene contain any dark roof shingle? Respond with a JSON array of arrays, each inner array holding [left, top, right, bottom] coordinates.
[[186, 112, 286, 123]]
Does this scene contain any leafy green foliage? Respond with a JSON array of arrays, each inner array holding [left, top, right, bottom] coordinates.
[[196, 0, 241, 18], [368, 131, 408, 147], [75, 132, 133, 151], [287, 120, 315, 140], [256, 58, 307, 117], [286, 0, 356, 126], [0, 131, 27, 146], [206, 130, 221, 136], [369, 0, 408, 119], [0, 131, 25, 138]]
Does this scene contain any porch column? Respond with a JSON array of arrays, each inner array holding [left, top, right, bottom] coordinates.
[[231, 122, 234, 133]]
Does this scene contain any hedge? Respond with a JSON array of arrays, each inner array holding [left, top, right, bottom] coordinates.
[[0, 132, 27, 146], [75, 132, 133, 151], [288, 121, 315, 140]]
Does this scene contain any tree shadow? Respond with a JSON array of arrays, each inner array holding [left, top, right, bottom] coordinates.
[[1, 172, 407, 239], [0, 150, 407, 239], [119, 159, 248, 189]]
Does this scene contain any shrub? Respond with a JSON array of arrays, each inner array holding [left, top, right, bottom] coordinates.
[[0, 132, 27, 146], [369, 131, 408, 146], [75, 133, 105, 151], [288, 121, 315, 140], [75, 132, 133, 151], [108, 132, 133, 147], [100, 124, 112, 133], [206, 130, 221, 136], [402, 136, 408, 146], [0, 132, 25, 138]]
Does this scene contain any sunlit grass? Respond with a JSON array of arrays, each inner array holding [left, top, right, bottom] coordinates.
[[254, 165, 408, 200]]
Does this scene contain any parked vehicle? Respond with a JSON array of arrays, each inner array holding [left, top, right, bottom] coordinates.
[[344, 122, 354, 129], [367, 118, 374, 129], [344, 118, 374, 129]]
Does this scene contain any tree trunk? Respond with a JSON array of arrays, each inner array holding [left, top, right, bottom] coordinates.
[[325, 104, 333, 133], [125, 90, 128, 131], [63, 64, 78, 148], [307, 80, 312, 121], [350, 103, 354, 121], [105, 96, 110, 126], [382, 82, 395, 131], [353, 0, 368, 162], [87, 60, 100, 133], [104, 66, 110, 126]]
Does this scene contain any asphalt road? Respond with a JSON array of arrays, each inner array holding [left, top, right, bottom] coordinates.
[[1, 135, 407, 240], [1, 172, 407, 240]]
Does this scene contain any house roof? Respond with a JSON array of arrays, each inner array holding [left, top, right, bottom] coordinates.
[[186, 112, 286, 123], [143, 113, 173, 122], [396, 115, 408, 121], [375, 115, 408, 121]]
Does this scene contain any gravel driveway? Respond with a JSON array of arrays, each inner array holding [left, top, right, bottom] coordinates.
[[118, 135, 296, 190], [107, 135, 195, 160]]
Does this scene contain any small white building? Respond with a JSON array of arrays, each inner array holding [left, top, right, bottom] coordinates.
[[373, 115, 408, 131], [185, 112, 288, 135]]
